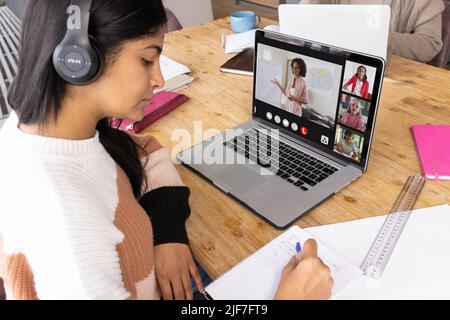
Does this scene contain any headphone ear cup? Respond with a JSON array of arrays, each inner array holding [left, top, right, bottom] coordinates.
[[53, 35, 103, 85], [88, 35, 103, 80], [52, 0, 101, 85]]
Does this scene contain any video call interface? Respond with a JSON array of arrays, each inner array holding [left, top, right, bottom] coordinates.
[[255, 43, 378, 164]]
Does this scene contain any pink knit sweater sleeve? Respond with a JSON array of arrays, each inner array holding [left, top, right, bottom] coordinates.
[[129, 134, 184, 194]]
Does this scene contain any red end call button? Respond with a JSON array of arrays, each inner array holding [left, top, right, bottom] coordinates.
[[300, 127, 308, 136]]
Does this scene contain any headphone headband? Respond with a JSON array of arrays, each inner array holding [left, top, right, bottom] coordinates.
[[65, 0, 92, 43]]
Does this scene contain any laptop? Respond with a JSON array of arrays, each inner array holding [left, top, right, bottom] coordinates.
[[177, 30, 386, 229], [279, 4, 391, 60]]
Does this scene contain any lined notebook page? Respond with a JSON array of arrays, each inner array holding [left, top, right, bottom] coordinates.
[[206, 226, 362, 300]]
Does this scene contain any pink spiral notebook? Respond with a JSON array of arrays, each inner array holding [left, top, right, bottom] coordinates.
[[411, 125, 450, 181]]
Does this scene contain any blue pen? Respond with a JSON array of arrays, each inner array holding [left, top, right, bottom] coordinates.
[[296, 242, 302, 263]]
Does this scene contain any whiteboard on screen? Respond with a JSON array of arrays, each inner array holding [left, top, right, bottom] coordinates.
[[255, 61, 283, 108], [279, 5, 390, 60]]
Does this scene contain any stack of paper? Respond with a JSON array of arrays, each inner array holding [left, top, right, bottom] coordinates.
[[222, 29, 256, 54], [221, 26, 281, 54], [156, 55, 194, 93], [158, 74, 194, 93]]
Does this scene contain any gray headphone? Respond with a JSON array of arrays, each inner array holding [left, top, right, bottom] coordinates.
[[53, 0, 102, 85]]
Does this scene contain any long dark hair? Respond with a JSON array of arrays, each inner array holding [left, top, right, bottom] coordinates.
[[355, 66, 368, 82], [8, 0, 167, 198]]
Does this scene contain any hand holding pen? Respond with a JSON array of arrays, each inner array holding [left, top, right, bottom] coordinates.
[[296, 241, 302, 263], [274, 239, 334, 300]]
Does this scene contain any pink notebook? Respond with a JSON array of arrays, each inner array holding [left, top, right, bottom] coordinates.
[[411, 125, 450, 181], [110, 91, 189, 133]]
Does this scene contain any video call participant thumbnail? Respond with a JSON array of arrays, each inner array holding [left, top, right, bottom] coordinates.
[[338, 94, 370, 133], [342, 62, 376, 101], [334, 126, 364, 162]]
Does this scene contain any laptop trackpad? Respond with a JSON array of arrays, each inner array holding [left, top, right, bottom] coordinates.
[[214, 165, 266, 194]]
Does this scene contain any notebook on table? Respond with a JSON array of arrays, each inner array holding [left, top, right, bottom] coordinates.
[[411, 125, 450, 180], [110, 91, 189, 133], [204, 225, 362, 300], [219, 48, 254, 76]]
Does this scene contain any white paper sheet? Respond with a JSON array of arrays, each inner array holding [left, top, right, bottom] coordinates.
[[160, 55, 191, 81], [222, 29, 256, 54], [306, 205, 450, 300]]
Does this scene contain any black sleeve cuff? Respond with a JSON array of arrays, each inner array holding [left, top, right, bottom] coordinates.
[[139, 186, 191, 245]]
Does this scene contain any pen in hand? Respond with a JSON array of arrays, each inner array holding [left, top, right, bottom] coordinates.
[[296, 241, 302, 263]]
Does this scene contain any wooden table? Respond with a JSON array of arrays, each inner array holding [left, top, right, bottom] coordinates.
[[142, 18, 450, 279]]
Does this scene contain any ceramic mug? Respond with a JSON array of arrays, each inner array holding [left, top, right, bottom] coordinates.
[[230, 11, 262, 33]]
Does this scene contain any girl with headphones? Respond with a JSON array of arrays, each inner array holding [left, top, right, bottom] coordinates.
[[0, 0, 332, 300]]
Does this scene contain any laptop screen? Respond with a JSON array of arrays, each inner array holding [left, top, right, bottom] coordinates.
[[253, 30, 385, 169]]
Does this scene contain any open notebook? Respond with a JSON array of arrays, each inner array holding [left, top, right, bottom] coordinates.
[[205, 225, 362, 300]]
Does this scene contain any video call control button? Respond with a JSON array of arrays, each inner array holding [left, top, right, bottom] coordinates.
[[300, 127, 309, 136], [321, 135, 329, 145], [283, 119, 290, 128], [291, 123, 298, 131], [266, 112, 273, 121], [274, 115, 281, 124]]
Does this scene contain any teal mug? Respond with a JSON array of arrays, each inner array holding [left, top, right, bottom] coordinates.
[[230, 11, 262, 33]]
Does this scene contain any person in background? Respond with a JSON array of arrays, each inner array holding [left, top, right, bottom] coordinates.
[[300, 0, 445, 63], [0, 0, 333, 300], [340, 98, 365, 132], [272, 58, 309, 117], [343, 66, 370, 99]]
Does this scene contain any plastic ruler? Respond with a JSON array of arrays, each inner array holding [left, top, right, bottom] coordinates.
[[360, 174, 426, 279]]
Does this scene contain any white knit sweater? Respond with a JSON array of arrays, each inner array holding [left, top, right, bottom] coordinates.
[[0, 112, 183, 300]]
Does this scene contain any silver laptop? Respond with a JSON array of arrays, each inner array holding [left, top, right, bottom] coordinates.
[[177, 30, 386, 229]]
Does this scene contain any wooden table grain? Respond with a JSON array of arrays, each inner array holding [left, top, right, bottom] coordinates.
[[142, 18, 450, 279]]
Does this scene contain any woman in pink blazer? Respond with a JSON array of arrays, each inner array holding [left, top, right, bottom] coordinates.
[[272, 58, 309, 116]]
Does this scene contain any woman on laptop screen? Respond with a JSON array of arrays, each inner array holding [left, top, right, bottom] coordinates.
[[271, 58, 309, 117]]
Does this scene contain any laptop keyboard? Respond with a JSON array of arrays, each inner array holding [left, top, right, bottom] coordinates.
[[223, 128, 339, 191]]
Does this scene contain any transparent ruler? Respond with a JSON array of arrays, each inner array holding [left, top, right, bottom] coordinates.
[[360, 174, 426, 279]]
